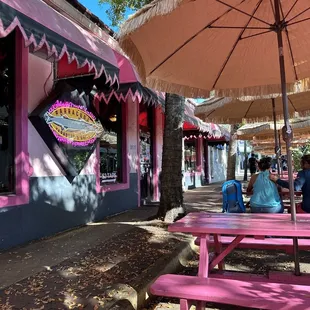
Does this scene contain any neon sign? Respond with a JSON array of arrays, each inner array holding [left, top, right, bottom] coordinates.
[[44, 101, 103, 147]]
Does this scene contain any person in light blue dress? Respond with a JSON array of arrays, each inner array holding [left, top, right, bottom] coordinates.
[[247, 157, 283, 213]]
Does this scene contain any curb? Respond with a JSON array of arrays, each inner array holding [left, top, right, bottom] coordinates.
[[105, 239, 197, 310]]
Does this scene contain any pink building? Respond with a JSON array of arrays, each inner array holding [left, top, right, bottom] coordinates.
[[182, 100, 229, 189], [0, 0, 228, 250]]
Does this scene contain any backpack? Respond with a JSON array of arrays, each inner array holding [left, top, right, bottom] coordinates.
[[222, 180, 246, 213]]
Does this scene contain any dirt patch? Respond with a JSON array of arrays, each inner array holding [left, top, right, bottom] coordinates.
[[0, 221, 191, 310]]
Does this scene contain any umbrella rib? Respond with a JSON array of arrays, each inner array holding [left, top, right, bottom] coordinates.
[[206, 109, 216, 118], [210, 26, 269, 30], [288, 97, 297, 112], [283, 28, 298, 81], [241, 30, 273, 40], [288, 16, 310, 27], [269, 0, 275, 19], [215, 0, 270, 26], [149, 0, 246, 76], [279, 1, 299, 81], [286, 6, 310, 24], [244, 101, 254, 118], [212, 0, 264, 89], [284, 0, 299, 20]]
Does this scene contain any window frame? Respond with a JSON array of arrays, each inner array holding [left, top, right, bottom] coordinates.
[[95, 98, 129, 193], [0, 31, 30, 208]]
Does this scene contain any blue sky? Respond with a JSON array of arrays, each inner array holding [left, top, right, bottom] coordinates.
[[78, 1, 207, 102], [78, 1, 133, 31]]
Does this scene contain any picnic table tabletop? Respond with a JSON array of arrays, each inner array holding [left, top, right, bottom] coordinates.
[[169, 213, 310, 237], [169, 213, 310, 278]]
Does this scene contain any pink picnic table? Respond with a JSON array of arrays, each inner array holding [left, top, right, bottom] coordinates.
[[168, 213, 310, 278]]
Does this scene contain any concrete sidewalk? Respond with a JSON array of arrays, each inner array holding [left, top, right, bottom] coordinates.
[[0, 183, 223, 309], [0, 207, 158, 290]]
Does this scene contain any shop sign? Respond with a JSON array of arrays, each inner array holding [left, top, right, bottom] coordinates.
[[101, 172, 117, 183], [44, 100, 103, 147]]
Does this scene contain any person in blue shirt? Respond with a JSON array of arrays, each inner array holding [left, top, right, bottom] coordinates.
[[247, 157, 283, 213], [270, 154, 310, 213]]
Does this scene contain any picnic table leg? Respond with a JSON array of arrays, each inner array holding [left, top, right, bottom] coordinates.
[[198, 234, 209, 278], [209, 235, 245, 270], [180, 299, 189, 310], [196, 235, 209, 310], [213, 234, 225, 270], [196, 301, 206, 310]]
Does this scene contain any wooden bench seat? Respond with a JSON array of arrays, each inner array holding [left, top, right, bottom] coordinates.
[[195, 236, 310, 253], [150, 274, 310, 310]]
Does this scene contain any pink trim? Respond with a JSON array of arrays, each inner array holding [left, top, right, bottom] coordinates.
[[196, 137, 203, 172], [0, 30, 29, 208], [203, 140, 209, 183], [1, 0, 118, 84], [95, 87, 164, 107], [95, 98, 129, 193], [152, 107, 159, 201], [137, 100, 141, 207]]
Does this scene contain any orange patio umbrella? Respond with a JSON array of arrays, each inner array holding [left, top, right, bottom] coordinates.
[[118, 0, 310, 274]]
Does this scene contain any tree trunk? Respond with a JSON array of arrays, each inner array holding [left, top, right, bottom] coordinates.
[[158, 93, 185, 222], [226, 124, 238, 180]]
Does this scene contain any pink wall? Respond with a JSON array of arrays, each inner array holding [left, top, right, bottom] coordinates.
[[196, 136, 204, 173], [0, 31, 30, 208], [127, 98, 139, 175], [153, 106, 164, 201], [26, 54, 154, 204]]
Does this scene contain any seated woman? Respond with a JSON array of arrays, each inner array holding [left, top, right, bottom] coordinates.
[[247, 157, 283, 213], [270, 154, 310, 213]]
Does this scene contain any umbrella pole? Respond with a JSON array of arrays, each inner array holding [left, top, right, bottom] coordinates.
[[274, 0, 300, 276], [278, 130, 283, 176], [271, 99, 281, 175]]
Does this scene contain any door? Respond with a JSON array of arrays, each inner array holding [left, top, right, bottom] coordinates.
[[139, 103, 154, 204]]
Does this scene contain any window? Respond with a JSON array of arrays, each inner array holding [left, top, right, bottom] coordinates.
[[99, 98, 123, 185], [184, 140, 196, 172], [0, 33, 15, 195]]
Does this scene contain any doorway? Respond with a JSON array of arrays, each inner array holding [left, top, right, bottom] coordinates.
[[139, 103, 154, 204]]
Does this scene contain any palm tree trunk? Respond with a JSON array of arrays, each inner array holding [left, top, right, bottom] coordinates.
[[227, 124, 238, 180], [158, 93, 185, 222]]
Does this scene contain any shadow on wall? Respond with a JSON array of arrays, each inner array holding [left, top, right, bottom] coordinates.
[[0, 149, 139, 250]]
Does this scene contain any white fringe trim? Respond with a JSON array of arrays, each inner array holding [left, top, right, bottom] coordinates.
[[118, 0, 183, 39]]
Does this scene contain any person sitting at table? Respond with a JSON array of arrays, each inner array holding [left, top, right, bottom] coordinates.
[[270, 154, 310, 213], [247, 157, 283, 213]]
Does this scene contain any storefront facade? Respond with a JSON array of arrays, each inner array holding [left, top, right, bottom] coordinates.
[[0, 0, 164, 250], [182, 101, 229, 190]]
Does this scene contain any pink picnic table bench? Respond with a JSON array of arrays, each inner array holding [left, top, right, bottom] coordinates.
[[243, 190, 302, 211], [150, 213, 310, 310]]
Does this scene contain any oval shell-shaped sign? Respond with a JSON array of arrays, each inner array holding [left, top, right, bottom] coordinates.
[[44, 101, 103, 147]]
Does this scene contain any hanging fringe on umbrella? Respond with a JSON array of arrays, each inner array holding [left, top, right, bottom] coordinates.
[[118, 0, 183, 38]]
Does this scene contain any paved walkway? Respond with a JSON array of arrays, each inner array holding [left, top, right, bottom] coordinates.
[[0, 207, 159, 291], [0, 183, 224, 309]]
